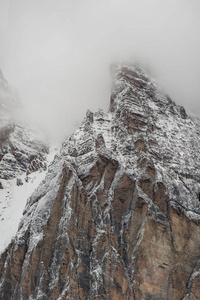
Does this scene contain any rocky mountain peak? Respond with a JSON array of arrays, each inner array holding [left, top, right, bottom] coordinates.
[[110, 64, 187, 119], [0, 65, 200, 299]]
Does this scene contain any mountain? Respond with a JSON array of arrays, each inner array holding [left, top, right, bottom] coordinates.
[[0, 64, 200, 299], [0, 70, 48, 180], [0, 71, 49, 253]]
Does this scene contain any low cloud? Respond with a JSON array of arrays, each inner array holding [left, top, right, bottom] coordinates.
[[0, 0, 200, 143]]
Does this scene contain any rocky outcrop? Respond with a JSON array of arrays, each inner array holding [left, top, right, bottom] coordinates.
[[0, 124, 48, 180], [0, 64, 200, 299]]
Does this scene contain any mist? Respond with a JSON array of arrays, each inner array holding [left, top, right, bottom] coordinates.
[[0, 0, 200, 143]]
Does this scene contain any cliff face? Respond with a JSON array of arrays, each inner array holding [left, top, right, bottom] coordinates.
[[0, 64, 200, 300]]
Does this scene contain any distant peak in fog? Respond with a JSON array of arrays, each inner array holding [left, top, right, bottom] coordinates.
[[0, 69, 21, 127], [0, 0, 199, 142]]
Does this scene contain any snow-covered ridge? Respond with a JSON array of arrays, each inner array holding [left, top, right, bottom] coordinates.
[[60, 64, 200, 217]]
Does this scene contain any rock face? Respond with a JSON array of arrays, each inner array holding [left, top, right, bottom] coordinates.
[[0, 70, 48, 181], [0, 64, 200, 299], [0, 124, 48, 180]]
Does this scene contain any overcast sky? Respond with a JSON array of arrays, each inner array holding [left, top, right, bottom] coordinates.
[[0, 0, 200, 143]]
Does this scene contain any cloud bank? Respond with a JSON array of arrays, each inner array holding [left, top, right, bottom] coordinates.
[[0, 0, 200, 143]]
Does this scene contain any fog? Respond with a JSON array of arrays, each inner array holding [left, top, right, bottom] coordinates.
[[0, 0, 200, 143]]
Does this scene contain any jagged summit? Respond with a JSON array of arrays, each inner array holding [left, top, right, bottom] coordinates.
[[62, 64, 199, 217], [110, 64, 187, 119], [0, 64, 200, 299]]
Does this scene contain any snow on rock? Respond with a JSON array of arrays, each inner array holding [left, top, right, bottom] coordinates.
[[0, 69, 53, 252], [0, 147, 58, 254], [0, 170, 46, 253], [0, 64, 200, 299], [0, 124, 48, 180], [0, 69, 48, 181]]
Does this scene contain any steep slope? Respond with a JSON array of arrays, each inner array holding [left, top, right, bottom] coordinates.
[[0, 64, 200, 300], [0, 70, 49, 253]]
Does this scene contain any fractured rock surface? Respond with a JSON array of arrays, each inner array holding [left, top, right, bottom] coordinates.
[[0, 64, 200, 299]]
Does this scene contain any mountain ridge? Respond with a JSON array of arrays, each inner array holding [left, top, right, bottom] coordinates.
[[0, 64, 200, 299]]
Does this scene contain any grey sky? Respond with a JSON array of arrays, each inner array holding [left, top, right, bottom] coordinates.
[[0, 0, 200, 143]]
